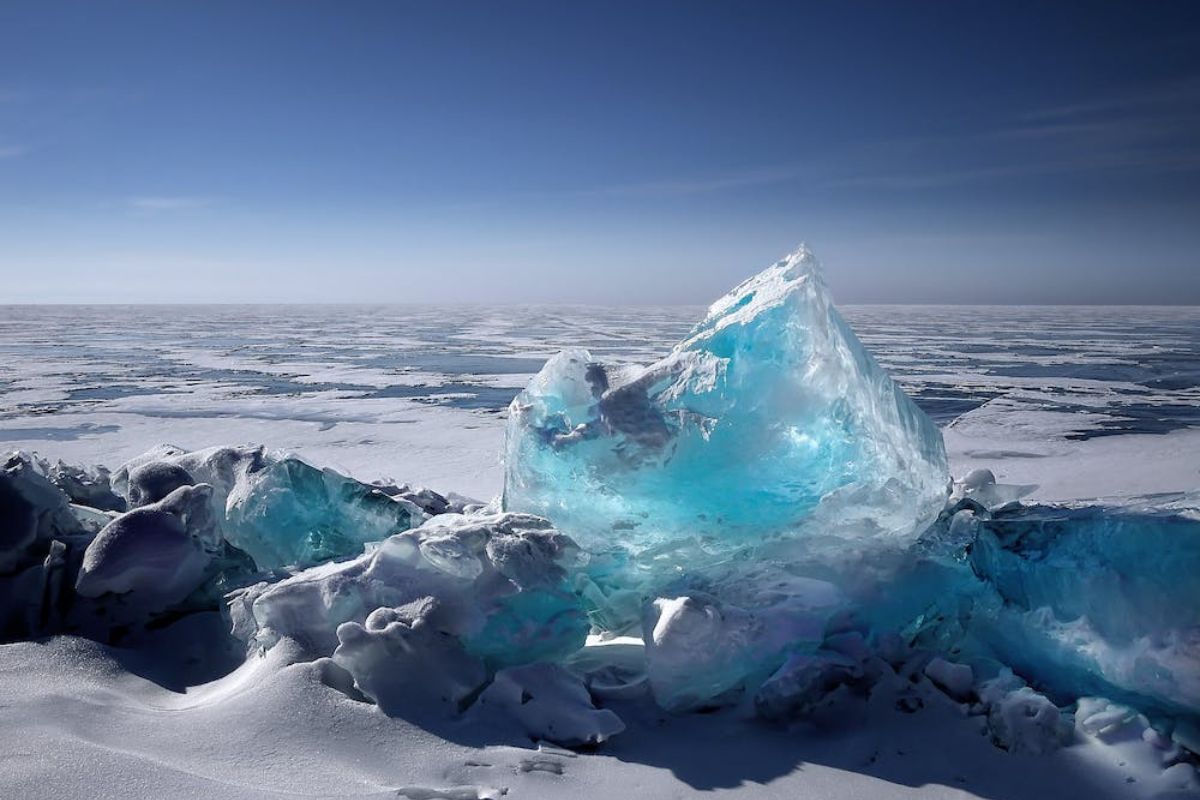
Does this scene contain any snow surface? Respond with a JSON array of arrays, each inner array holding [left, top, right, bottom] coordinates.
[[2, 632, 1196, 800]]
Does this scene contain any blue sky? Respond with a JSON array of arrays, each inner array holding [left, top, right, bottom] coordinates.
[[2, 1, 1199, 304]]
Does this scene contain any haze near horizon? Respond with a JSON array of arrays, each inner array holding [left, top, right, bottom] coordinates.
[[2, 1, 1199, 305]]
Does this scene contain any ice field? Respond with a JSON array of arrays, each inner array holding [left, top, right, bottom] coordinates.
[[2, 250, 1199, 800], [2, 294, 1198, 502]]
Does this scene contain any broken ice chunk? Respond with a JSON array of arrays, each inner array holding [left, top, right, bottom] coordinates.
[[114, 446, 427, 570], [642, 591, 832, 712], [37, 458, 125, 513], [231, 512, 588, 667], [978, 670, 1072, 755], [127, 461, 196, 507], [1, 452, 85, 572], [224, 456, 423, 568], [923, 657, 974, 700], [968, 502, 1200, 715], [504, 246, 948, 566]]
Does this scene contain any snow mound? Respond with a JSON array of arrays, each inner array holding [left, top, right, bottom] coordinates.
[[231, 511, 588, 668], [76, 484, 215, 608]]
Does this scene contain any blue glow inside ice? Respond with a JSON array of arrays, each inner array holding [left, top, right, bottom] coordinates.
[[875, 499, 1200, 718], [504, 245, 949, 563], [969, 502, 1200, 715], [224, 457, 420, 568]]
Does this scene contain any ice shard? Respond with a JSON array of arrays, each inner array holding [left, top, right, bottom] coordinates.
[[873, 492, 1200, 719], [966, 501, 1200, 716], [113, 446, 426, 570], [504, 246, 948, 565]]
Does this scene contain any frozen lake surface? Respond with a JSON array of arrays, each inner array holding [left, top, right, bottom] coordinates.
[[3, 302, 1200, 800], [2, 303, 1199, 500]]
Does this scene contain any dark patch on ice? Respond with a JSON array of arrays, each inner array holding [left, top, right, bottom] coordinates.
[[67, 384, 180, 401], [1023, 400, 1200, 440], [368, 383, 520, 411], [366, 352, 548, 375], [0, 423, 120, 442], [961, 450, 1050, 460]]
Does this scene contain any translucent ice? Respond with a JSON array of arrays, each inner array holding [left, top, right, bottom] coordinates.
[[223, 456, 423, 569], [504, 246, 948, 568], [966, 502, 1200, 716], [878, 495, 1200, 719], [113, 446, 425, 569]]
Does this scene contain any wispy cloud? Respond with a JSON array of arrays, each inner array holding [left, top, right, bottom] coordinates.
[[822, 149, 1200, 191], [0, 144, 26, 159], [1021, 75, 1200, 123], [578, 161, 816, 198], [568, 75, 1200, 199], [128, 195, 213, 211]]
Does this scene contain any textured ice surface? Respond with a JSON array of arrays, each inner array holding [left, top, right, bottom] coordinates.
[[333, 599, 488, 716], [642, 590, 836, 712], [978, 670, 1073, 755], [504, 246, 948, 565], [231, 512, 588, 668], [114, 445, 425, 569], [877, 484, 1200, 720], [967, 501, 1200, 715]]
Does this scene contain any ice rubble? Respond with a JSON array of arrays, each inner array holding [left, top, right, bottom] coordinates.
[[888, 489, 1200, 719], [503, 245, 949, 561], [230, 511, 588, 667], [0, 247, 1197, 778], [113, 444, 428, 569]]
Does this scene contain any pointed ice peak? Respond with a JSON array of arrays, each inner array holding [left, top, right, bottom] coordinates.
[[684, 244, 827, 351], [504, 244, 948, 568], [777, 242, 820, 279]]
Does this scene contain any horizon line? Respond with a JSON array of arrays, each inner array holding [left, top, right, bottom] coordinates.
[[3, 301, 1200, 309]]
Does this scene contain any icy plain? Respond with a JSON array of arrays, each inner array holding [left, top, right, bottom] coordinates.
[[2, 251, 1200, 800], [2, 297, 1198, 501]]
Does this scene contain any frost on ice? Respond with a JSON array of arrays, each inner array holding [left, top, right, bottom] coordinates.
[[230, 512, 588, 668], [114, 444, 426, 569], [503, 245, 949, 565]]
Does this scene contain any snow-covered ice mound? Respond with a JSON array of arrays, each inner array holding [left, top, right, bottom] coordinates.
[[231, 511, 589, 669], [503, 246, 949, 559], [114, 444, 429, 569]]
